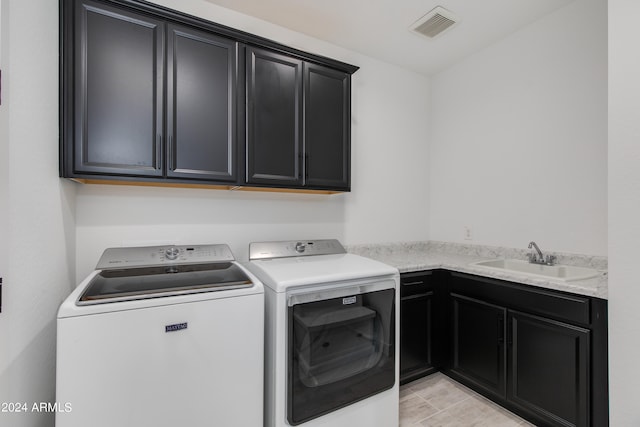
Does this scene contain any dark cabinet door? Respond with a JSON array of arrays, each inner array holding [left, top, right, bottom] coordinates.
[[400, 278, 434, 384], [450, 293, 507, 399], [508, 311, 590, 427], [246, 47, 303, 186], [166, 25, 238, 182], [304, 64, 350, 190], [73, 0, 164, 177]]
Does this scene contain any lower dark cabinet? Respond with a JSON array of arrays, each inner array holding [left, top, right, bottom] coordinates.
[[509, 311, 590, 427], [450, 293, 506, 399], [399, 270, 608, 427], [400, 273, 435, 384], [446, 272, 604, 427], [450, 295, 590, 427]]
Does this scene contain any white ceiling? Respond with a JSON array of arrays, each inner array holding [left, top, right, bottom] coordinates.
[[204, 0, 576, 75]]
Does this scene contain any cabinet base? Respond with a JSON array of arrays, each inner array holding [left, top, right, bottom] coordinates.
[[400, 366, 438, 386], [68, 178, 345, 194]]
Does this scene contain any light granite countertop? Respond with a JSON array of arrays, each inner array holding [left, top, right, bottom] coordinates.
[[346, 241, 608, 300]]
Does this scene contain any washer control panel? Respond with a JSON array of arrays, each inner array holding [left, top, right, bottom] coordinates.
[[96, 244, 236, 270], [249, 239, 346, 260]]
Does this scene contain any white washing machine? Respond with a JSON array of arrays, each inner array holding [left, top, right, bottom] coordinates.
[[56, 244, 264, 427], [245, 239, 399, 427]]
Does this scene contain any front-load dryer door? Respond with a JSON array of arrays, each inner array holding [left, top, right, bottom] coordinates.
[[287, 286, 395, 425]]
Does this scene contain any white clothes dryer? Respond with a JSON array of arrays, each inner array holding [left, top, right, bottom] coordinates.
[[245, 239, 400, 427]]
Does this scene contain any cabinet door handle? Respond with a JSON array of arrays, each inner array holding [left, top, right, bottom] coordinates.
[[402, 281, 424, 286], [497, 315, 504, 345], [168, 135, 174, 171], [401, 291, 433, 301], [156, 134, 162, 170]]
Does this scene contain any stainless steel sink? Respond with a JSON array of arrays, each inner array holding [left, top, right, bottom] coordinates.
[[471, 259, 600, 282]]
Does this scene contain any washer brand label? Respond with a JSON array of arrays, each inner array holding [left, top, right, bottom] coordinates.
[[165, 322, 188, 333], [342, 296, 357, 305]]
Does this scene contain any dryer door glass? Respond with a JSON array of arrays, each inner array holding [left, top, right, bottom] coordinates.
[[287, 287, 395, 425]]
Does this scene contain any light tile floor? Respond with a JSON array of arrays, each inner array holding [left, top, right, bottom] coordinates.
[[400, 373, 536, 427]]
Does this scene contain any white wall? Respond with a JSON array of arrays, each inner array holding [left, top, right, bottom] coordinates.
[[428, 0, 607, 255], [0, 1, 77, 427], [609, 0, 640, 424], [74, 0, 431, 279], [0, 0, 9, 410]]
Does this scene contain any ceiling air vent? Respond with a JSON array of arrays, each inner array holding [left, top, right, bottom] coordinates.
[[410, 6, 459, 39]]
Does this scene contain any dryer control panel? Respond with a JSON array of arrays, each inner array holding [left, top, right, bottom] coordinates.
[[249, 239, 346, 260], [96, 244, 235, 269]]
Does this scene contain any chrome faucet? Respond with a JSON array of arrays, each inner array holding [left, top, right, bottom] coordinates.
[[527, 241, 556, 265]]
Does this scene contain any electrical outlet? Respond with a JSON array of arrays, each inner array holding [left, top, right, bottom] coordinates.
[[463, 226, 473, 241]]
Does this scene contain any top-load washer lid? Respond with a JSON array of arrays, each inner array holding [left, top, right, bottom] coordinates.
[[77, 244, 253, 305]]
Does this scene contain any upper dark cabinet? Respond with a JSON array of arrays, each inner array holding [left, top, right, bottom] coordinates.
[[64, 0, 239, 183], [61, 0, 358, 192], [246, 47, 352, 191], [166, 24, 238, 182], [304, 63, 351, 190], [246, 47, 303, 187], [71, 0, 165, 177]]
